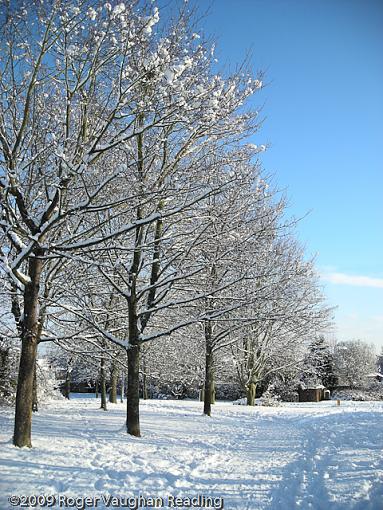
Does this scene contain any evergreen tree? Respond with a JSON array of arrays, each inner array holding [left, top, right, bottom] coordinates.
[[305, 336, 338, 390]]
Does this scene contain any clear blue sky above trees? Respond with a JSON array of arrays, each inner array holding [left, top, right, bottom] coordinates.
[[196, 0, 383, 348]]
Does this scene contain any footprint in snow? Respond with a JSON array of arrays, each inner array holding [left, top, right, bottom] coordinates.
[[131, 457, 146, 467], [104, 468, 130, 481], [46, 476, 66, 493], [94, 478, 106, 490]]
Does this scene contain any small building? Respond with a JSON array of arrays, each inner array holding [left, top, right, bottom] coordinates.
[[298, 385, 327, 402]]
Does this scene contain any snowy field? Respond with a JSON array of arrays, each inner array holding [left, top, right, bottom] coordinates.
[[1, 396, 383, 510]]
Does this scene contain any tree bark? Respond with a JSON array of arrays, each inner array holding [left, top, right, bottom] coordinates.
[[126, 197, 143, 437], [64, 366, 71, 400], [127, 344, 140, 436], [109, 362, 118, 403], [13, 254, 43, 447], [142, 354, 149, 400], [142, 371, 148, 400], [100, 356, 107, 411], [247, 382, 257, 406], [32, 360, 38, 412], [120, 371, 124, 403], [203, 321, 214, 416]]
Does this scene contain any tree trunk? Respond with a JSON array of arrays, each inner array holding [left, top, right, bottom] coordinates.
[[13, 254, 43, 448], [95, 380, 99, 399], [32, 360, 38, 412], [64, 366, 71, 399], [142, 353, 148, 400], [203, 322, 214, 416], [125, 193, 146, 436], [120, 371, 125, 403], [100, 356, 107, 411], [247, 382, 257, 406], [127, 344, 140, 436], [109, 363, 118, 403], [142, 371, 148, 399]]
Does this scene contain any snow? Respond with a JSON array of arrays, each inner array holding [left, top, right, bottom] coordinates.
[[113, 4, 126, 16], [1, 397, 383, 509], [87, 8, 97, 20]]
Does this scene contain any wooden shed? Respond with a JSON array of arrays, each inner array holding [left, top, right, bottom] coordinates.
[[298, 387, 326, 402]]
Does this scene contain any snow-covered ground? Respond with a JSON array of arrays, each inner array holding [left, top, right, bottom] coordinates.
[[1, 396, 383, 510]]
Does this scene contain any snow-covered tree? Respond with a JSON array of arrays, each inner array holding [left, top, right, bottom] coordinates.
[[0, 0, 262, 445], [377, 348, 383, 374], [188, 161, 275, 415], [302, 335, 338, 389], [231, 231, 332, 405], [334, 340, 376, 388]]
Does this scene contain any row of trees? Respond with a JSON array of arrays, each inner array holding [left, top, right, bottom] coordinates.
[[33, 336, 378, 406], [0, 0, 331, 447], [3, 332, 378, 411]]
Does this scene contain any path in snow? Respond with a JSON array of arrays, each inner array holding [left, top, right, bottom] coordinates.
[[1, 397, 383, 509]]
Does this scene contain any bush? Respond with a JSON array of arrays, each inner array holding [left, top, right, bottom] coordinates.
[[148, 382, 199, 400], [215, 383, 243, 401], [260, 386, 282, 407], [263, 379, 299, 403], [332, 383, 383, 401], [36, 360, 65, 404]]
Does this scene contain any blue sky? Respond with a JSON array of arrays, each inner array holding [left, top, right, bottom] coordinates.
[[200, 0, 383, 350]]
